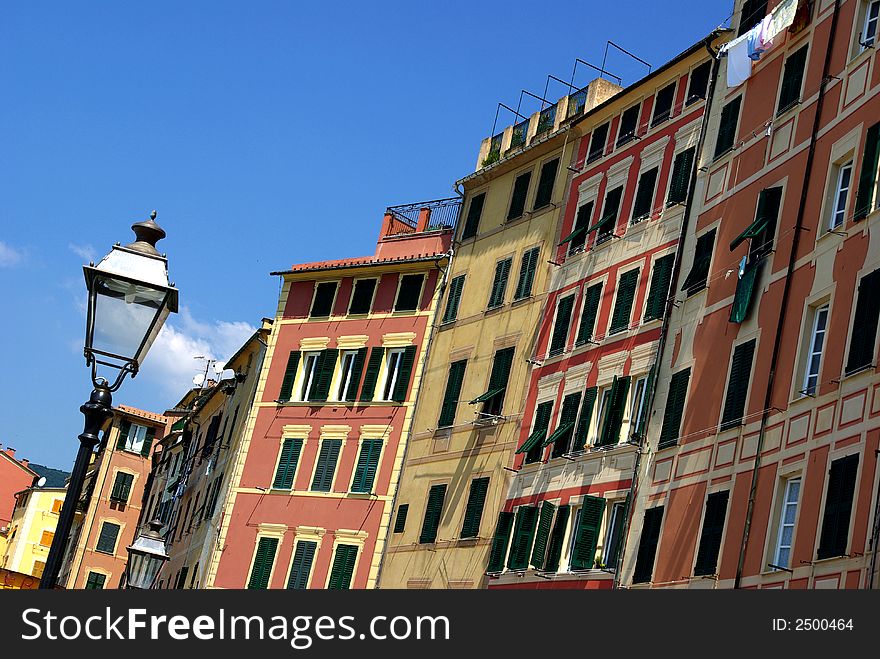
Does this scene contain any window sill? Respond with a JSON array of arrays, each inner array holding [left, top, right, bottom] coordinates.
[[484, 304, 507, 316], [510, 295, 533, 308], [775, 100, 801, 121]]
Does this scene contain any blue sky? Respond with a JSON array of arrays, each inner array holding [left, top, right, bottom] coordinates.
[[0, 0, 732, 468]]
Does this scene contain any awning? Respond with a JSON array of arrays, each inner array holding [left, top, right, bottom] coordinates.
[[585, 211, 616, 236], [730, 215, 770, 251], [171, 418, 186, 432], [469, 387, 504, 404], [729, 260, 762, 323], [558, 225, 587, 246], [541, 422, 574, 448], [515, 428, 546, 455]]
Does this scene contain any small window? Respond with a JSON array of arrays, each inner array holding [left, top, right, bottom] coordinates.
[[310, 282, 337, 317], [327, 544, 358, 589], [817, 454, 859, 559], [714, 96, 742, 158], [310, 439, 342, 492], [121, 424, 148, 453], [564, 202, 593, 255], [738, 0, 768, 36], [681, 228, 716, 296], [828, 161, 853, 230], [720, 339, 757, 430], [85, 572, 106, 589], [96, 521, 121, 554], [548, 294, 575, 357], [533, 158, 559, 210], [597, 186, 623, 243], [39, 530, 55, 547], [51, 499, 63, 513], [351, 439, 383, 493], [442, 275, 465, 323], [609, 268, 640, 334], [507, 171, 532, 221], [594, 388, 613, 442], [651, 82, 676, 127], [461, 193, 485, 240], [381, 348, 405, 401], [394, 274, 424, 312], [632, 506, 664, 583], [348, 279, 376, 315], [247, 537, 279, 589], [861, 0, 880, 50], [617, 105, 640, 147], [393, 504, 409, 533], [487, 258, 513, 309], [777, 46, 808, 115], [659, 368, 691, 448], [845, 268, 880, 374], [513, 247, 540, 300], [588, 123, 609, 162], [420, 484, 447, 544], [272, 438, 303, 490], [602, 502, 626, 569], [686, 61, 711, 105], [110, 472, 134, 503], [286, 540, 317, 590], [629, 375, 649, 439], [771, 477, 801, 569], [801, 304, 829, 396], [631, 167, 659, 222], [337, 350, 361, 401], [298, 352, 321, 401]]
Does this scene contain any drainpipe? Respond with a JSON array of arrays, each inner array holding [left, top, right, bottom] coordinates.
[[734, 0, 841, 589], [612, 32, 726, 589]]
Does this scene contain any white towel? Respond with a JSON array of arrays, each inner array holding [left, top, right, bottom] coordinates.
[[724, 33, 753, 88]]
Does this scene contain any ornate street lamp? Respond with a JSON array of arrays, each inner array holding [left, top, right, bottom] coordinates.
[[39, 212, 178, 589], [124, 520, 169, 589]]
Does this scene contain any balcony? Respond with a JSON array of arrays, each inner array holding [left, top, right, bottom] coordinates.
[[383, 198, 461, 238]]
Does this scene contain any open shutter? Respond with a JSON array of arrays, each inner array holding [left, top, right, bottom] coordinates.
[[507, 172, 532, 220], [609, 268, 639, 333], [518, 401, 553, 460], [419, 484, 447, 544], [548, 294, 575, 356], [530, 501, 556, 568], [393, 504, 409, 533], [461, 192, 485, 240], [681, 229, 716, 294], [633, 367, 655, 440], [358, 347, 385, 402], [487, 511, 515, 572], [141, 426, 156, 457], [659, 368, 691, 447], [720, 340, 756, 429], [667, 147, 695, 205], [572, 387, 598, 451], [560, 201, 594, 253], [855, 122, 880, 221], [507, 505, 539, 570], [550, 392, 581, 457], [643, 254, 675, 322], [309, 349, 338, 402], [278, 351, 301, 401], [534, 158, 559, 209], [729, 260, 763, 323], [346, 347, 368, 402], [845, 268, 880, 374], [817, 454, 859, 559], [576, 283, 603, 345], [543, 504, 571, 572], [351, 439, 383, 493], [631, 167, 658, 220], [438, 360, 467, 428], [632, 506, 664, 583], [570, 496, 605, 570], [327, 544, 358, 589], [391, 345, 418, 402], [247, 537, 278, 589], [598, 376, 631, 446], [286, 540, 317, 589], [116, 420, 131, 450], [693, 490, 730, 576], [461, 477, 490, 539]]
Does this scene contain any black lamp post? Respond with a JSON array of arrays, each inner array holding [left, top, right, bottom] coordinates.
[[124, 520, 169, 589], [39, 212, 178, 589]]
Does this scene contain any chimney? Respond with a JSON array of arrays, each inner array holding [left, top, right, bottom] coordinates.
[[416, 207, 431, 232], [21, 459, 29, 468], [5, 447, 15, 458]]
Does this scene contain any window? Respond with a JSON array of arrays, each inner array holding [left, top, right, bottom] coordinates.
[[632, 506, 664, 583], [616, 104, 640, 147], [507, 171, 532, 221], [286, 540, 317, 589], [513, 247, 540, 300], [651, 82, 676, 127], [272, 438, 303, 489], [310, 282, 337, 317], [394, 274, 424, 312], [548, 294, 575, 357], [828, 161, 853, 230], [336, 349, 363, 401], [95, 521, 121, 554], [817, 454, 859, 559], [714, 96, 742, 158], [609, 268, 640, 334], [681, 229, 716, 295], [393, 504, 409, 533], [533, 158, 559, 209], [571, 388, 598, 452], [587, 123, 609, 162], [602, 502, 627, 569], [298, 351, 321, 401], [772, 477, 801, 569], [248, 537, 279, 589], [802, 304, 829, 396], [845, 268, 880, 374], [693, 491, 729, 576], [551, 392, 581, 458], [597, 376, 630, 446], [461, 477, 490, 539], [738, 0, 768, 36], [508, 505, 539, 570], [531, 501, 556, 569], [861, 0, 880, 49], [659, 368, 691, 448], [379, 346, 416, 402], [542, 504, 570, 572], [117, 421, 153, 455], [629, 375, 650, 440], [85, 572, 106, 589], [643, 254, 675, 322], [348, 278, 376, 315], [32, 561, 45, 578], [39, 530, 54, 547], [358, 347, 385, 402], [562, 201, 593, 254], [351, 439, 382, 493], [51, 499, 63, 513], [470, 347, 514, 417], [487, 257, 513, 309], [631, 167, 658, 223], [720, 339, 756, 430], [438, 359, 467, 428], [517, 400, 552, 464], [110, 472, 134, 503], [461, 192, 485, 240], [310, 439, 342, 492], [420, 484, 447, 544], [595, 388, 613, 445], [442, 275, 465, 323], [777, 45, 808, 115], [686, 61, 711, 105], [667, 147, 695, 206], [596, 186, 623, 242], [854, 121, 880, 221], [576, 282, 603, 345], [569, 496, 605, 570]]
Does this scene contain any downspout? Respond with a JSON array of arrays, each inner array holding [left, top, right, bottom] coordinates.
[[612, 32, 725, 589], [734, 0, 841, 589]]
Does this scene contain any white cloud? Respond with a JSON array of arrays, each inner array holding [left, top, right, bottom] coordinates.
[[68, 243, 97, 263], [0, 241, 24, 267]]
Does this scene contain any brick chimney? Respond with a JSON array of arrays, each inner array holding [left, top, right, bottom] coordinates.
[[5, 447, 15, 458], [416, 207, 431, 232], [21, 459, 29, 468]]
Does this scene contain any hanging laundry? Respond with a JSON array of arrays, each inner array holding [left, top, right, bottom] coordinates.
[[719, 31, 753, 88], [765, 0, 799, 43], [749, 16, 773, 60], [789, 0, 812, 35]]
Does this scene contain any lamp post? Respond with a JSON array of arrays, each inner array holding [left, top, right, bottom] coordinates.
[[39, 212, 178, 589], [124, 520, 169, 589]]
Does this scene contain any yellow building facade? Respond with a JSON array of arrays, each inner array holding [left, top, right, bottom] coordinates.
[[1, 486, 65, 580]]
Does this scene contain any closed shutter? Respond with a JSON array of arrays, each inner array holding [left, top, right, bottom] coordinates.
[[351, 439, 383, 493], [643, 254, 675, 322], [488, 258, 512, 308], [461, 192, 485, 240], [651, 83, 676, 126], [729, 260, 763, 324], [327, 544, 358, 589], [681, 229, 716, 295], [460, 477, 490, 539], [286, 540, 317, 589], [609, 268, 640, 334], [348, 278, 377, 315], [442, 275, 466, 323], [530, 501, 556, 568], [438, 360, 467, 428], [693, 490, 730, 576], [419, 484, 447, 544], [777, 45, 808, 115], [855, 122, 880, 221], [587, 123, 608, 162], [572, 387, 598, 451], [141, 426, 156, 457], [570, 496, 605, 570], [631, 167, 658, 220], [659, 368, 690, 447], [533, 158, 559, 209], [346, 348, 368, 402], [393, 504, 409, 533], [309, 349, 338, 402], [507, 505, 539, 570], [598, 376, 631, 446], [116, 420, 131, 450], [632, 506, 664, 584], [817, 454, 859, 559], [507, 172, 532, 220], [667, 147, 695, 205], [272, 438, 303, 489], [488, 346, 515, 394], [845, 268, 880, 374], [714, 96, 741, 158], [310, 439, 342, 492], [543, 504, 571, 572], [514, 247, 540, 300], [110, 472, 134, 502], [391, 345, 417, 402], [487, 511, 515, 572], [720, 340, 756, 430], [96, 522, 120, 554], [576, 282, 603, 345], [548, 294, 575, 356], [278, 351, 301, 402], [358, 347, 385, 401]]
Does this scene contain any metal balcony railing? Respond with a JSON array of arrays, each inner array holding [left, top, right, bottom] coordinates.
[[385, 197, 462, 237]]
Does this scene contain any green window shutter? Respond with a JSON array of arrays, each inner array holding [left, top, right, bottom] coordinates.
[[530, 501, 556, 568], [442, 275, 466, 323], [96, 522, 120, 554], [817, 454, 859, 559], [507, 505, 539, 570], [487, 511, 515, 572], [247, 537, 279, 589], [572, 387, 598, 451], [561, 201, 594, 254], [110, 472, 133, 502], [633, 367, 656, 440], [141, 426, 156, 457], [855, 122, 880, 221], [543, 504, 570, 572], [85, 572, 106, 589], [327, 544, 358, 589], [460, 477, 490, 539], [550, 392, 581, 458], [681, 229, 716, 295], [548, 294, 576, 356], [286, 540, 317, 589], [310, 439, 342, 492], [597, 376, 631, 446], [777, 45, 808, 115], [358, 347, 385, 401], [720, 339, 756, 430], [570, 496, 605, 570], [576, 282, 603, 345], [643, 254, 675, 322], [438, 360, 467, 428], [631, 167, 658, 221], [393, 504, 409, 533], [419, 484, 447, 544], [272, 438, 303, 489], [588, 123, 608, 162], [309, 349, 338, 402], [744, 186, 783, 261], [593, 186, 623, 239], [488, 258, 513, 308], [346, 348, 368, 402], [667, 147, 695, 206], [846, 268, 880, 373], [659, 368, 691, 447], [632, 506, 664, 583], [714, 96, 741, 158], [609, 268, 640, 334], [693, 491, 730, 576], [514, 247, 540, 300], [391, 345, 418, 402], [461, 192, 485, 240], [116, 420, 131, 450], [351, 439, 383, 493], [518, 400, 553, 462], [507, 171, 532, 220], [487, 346, 515, 393], [278, 351, 301, 402], [534, 158, 559, 209], [729, 259, 763, 323]]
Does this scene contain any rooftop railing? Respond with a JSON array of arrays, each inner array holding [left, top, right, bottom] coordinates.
[[384, 197, 462, 236]]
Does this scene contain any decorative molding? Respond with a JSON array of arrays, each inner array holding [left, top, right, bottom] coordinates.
[[337, 335, 369, 350], [300, 337, 331, 351], [319, 425, 352, 440], [382, 332, 417, 348]]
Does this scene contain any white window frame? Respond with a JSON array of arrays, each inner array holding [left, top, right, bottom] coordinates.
[[828, 161, 853, 231], [863, 0, 880, 50], [564, 507, 583, 571], [123, 423, 148, 453], [336, 350, 360, 401], [298, 351, 321, 401], [802, 304, 829, 396], [772, 477, 801, 569], [593, 387, 613, 443], [602, 501, 627, 568], [380, 348, 405, 401], [628, 376, 649, 438]]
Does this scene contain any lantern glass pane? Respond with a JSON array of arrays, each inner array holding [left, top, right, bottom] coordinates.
[[92, 276, 164, 362]]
